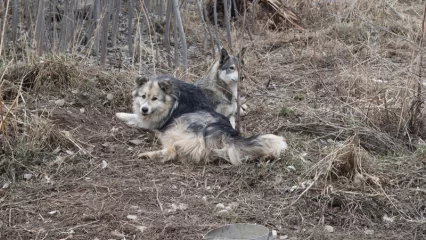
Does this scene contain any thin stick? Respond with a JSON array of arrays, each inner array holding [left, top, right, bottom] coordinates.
[[164, 0, 172, 67], [153, 180, 164, 213], [100, 0, 111, 67], [213, 0, 221, 52], [111, 0, 121, 47], [202, 0, 215, 57], [223, 0, 232, 49], [11, 0, 19, 44], [0, 0, 11, 58], [172, 0, 188, 75], [127, 0, 134, 59], [236, 48, 245, 132]]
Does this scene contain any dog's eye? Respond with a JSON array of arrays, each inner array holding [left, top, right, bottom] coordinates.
[[229, 66, 235, 70], [152, 97, 158, 101], [141, 95, 146, 99]]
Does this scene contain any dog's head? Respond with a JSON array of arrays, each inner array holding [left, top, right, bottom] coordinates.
[[132, 76, 175, 120], [218, 47, 247, 83]]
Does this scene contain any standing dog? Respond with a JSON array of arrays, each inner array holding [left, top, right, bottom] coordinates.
[[116, 75, 287, 166], [194, 47, 246, 129]]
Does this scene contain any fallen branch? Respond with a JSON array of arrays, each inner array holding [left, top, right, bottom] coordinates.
[[277, 122, 407, 154]]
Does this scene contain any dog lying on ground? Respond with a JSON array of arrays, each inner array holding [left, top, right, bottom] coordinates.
[[194, 47, 247, 129], [116, 75, 287, 166]]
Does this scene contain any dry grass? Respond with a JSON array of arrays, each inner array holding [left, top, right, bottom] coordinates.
[[1, 0, 426, 239]]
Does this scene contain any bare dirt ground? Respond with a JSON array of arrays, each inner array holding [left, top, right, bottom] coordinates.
[[1, 1, 426, 239]]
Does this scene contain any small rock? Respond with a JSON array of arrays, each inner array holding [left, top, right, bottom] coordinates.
[[126, 215, 138, 220], [23, 173, 33, 180], [271, 230, 278, 237], [215, 203, 225, 209], [55, 99, 65, 106], [135, 225, 147, 232], [48, 210, 58, 215], [101, 160, 108, 169], [66, 150, 75, 155], [71, 89, 79, 94], [324, 225, 334, 233], [106, 93, 114, 100], [279, 235, 288, 239], [364, 229, 374, 235], [2, 182, 10, 189], [79, 108, 85, 113], [286, 166, 296, 172]]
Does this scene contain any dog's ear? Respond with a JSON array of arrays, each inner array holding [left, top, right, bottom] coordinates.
[[238, 47, 247, 60], [158, 80, 173, 95], [135, 76, 149, 87], [220, 48, 229, 64]]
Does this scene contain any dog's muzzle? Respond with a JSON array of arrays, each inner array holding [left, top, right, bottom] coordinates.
[[141, 107, 149, 116]]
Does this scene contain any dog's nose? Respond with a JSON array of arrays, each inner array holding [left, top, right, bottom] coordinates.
[[141, 107, 149, 113]]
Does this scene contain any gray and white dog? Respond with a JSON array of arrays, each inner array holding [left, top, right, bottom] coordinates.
[[194, 47, 247, 129], [116, 75, 287, 166]]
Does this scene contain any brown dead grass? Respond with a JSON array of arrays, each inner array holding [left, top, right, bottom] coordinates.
[[1, 0, 426, 239]]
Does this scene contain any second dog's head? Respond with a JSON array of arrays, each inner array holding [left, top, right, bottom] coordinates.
[[132, 75, 176, 122], [218, 47, 247, 84]]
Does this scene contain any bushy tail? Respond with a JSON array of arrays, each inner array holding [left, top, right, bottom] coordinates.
[[214, 134, 288, 166]]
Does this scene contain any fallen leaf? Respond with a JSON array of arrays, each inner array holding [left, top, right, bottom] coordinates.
[[23, 173, 33, 180], [126, 215, 138, 220], [101, 160, 108, 169], [382, 215, 395, 223], [135, 226, 147, 232], [324, 225, 334, 233], [55, 99, 65, 106], [48, 210, 58, 215], [66, 150, 74, 155]]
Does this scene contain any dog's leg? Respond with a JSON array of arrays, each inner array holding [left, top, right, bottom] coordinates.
[[116, 112, 150, 129], [138, 147, 177, 163], [229, 115, 236, 129], [161, 146, 177, 163], [138, 150, 163, 159]]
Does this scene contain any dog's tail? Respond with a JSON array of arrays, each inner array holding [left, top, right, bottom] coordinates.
[[213, 133, 288, 166]]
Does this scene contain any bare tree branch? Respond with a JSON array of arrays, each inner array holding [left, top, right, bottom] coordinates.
[[172, 0, 187, 73]]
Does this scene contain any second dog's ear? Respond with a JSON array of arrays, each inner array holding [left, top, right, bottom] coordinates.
[[158, 80, 173, 94], [220, 48, 229, 64], [135, 76, 149, 87]]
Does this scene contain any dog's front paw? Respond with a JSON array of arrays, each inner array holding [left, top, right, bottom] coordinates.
[[116, 112, 139, 128], [240, 104, 248, 117]]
